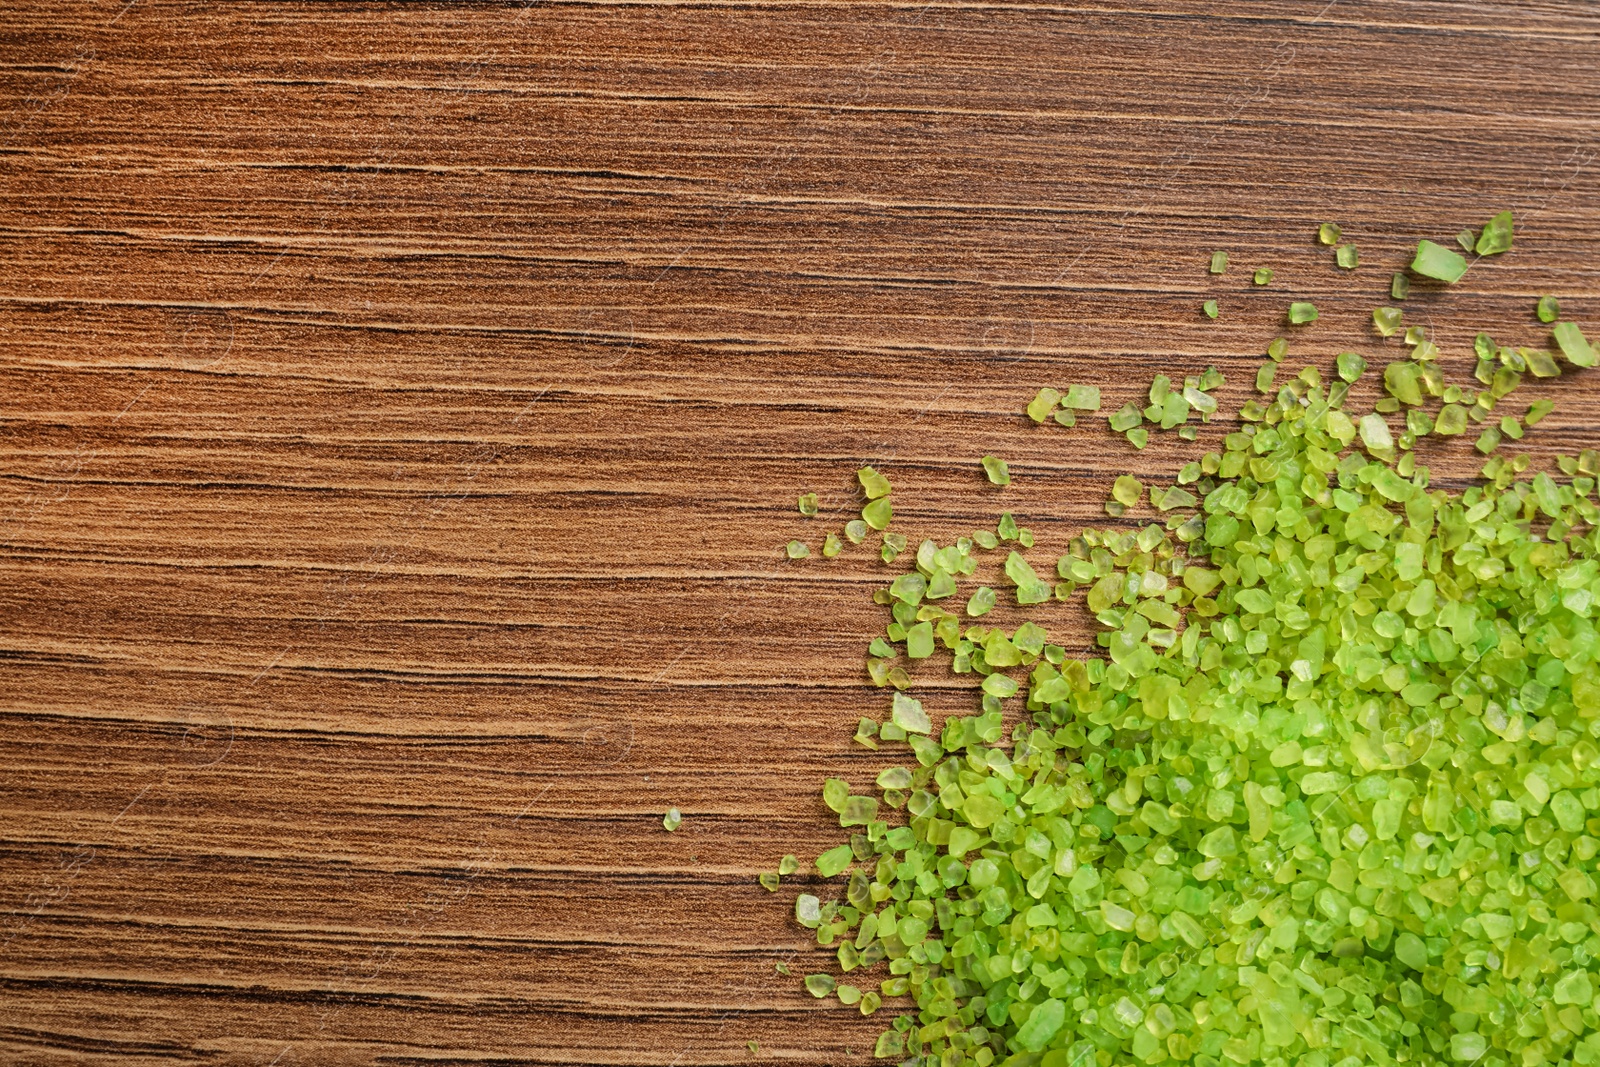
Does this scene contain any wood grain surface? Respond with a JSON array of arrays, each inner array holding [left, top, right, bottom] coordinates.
[[3, 2, 1600, 1063]]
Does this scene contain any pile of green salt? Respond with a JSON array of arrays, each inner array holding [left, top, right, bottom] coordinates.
[[771, 213, 1600, 1067]]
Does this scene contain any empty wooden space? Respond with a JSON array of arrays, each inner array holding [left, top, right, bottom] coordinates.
[[2, 2, 1598, 1063]]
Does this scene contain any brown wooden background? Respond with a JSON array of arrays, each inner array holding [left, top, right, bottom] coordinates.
[[3, 2, 1599, 1064]]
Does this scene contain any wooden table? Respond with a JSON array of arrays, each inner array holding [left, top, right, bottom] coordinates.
[[3, 2, 1598, 1063]]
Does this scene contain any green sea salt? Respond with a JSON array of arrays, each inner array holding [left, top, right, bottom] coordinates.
[[981, 455, 1011, 486], [1411, 239, 1468, 283], [771, 210, 1600, 1067]]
